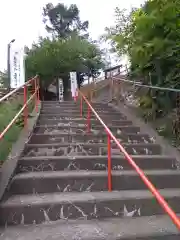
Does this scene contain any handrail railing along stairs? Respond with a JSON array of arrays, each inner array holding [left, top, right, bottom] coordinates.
[[77, 89, 180, 230]]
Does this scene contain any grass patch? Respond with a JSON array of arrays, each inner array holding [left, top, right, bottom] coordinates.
[[0, 92, 34, 165]]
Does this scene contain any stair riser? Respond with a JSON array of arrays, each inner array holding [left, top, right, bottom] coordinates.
[[42, 102, 106, 106], [38, 118, 128, 124], [17, 157, 177, 173], [22, 144, 161, 157], [37, 119, 132, 126], [40, 110, 118, 115], [40, 111, 124, 117], [34, 126, 140, 134], [39, 116, 84, 121], [38, 114, 127, 120], [10, 174, 180, 195], [1, 196, 180, 225], [28, 133, 153, 145], [38, 116, 121, 121], [42, 107, 113, 111]]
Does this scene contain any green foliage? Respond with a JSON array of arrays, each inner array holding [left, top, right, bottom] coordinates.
[[0, 71, 8, 88], [0, 93, 34, 164], [25, 36, 104, 89], [106, 0, 180, 87], [25, 2, 105, 90], [104, 0, 180, 122], [43, 3, 89, 39]]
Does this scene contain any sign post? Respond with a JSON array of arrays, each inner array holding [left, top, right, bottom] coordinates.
[[58, 78, 64, 102], [70, 72, 78, 101], [10, 46, 25, 89]]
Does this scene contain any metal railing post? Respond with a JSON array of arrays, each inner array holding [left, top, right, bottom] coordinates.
[[87, 105, 91, 133], [80, 96, 83, 117], [107, 132, 112, 191], [37, 77, 40, 104], [23, 85, 28, 128], [34, 78, 38, 112]]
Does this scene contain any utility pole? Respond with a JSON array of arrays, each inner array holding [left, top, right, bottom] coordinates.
[[7, 39, 15, 90]]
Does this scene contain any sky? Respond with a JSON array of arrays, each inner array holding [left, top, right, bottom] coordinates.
[[0, 0, 145, 71]]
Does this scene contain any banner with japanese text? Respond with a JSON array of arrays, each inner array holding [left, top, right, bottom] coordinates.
[[10, 46, 25, 89]]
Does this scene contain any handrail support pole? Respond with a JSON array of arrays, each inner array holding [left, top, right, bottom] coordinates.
[[23, 85, 28, 128], [35, 78, 38, 112], [80, 96, 83, 117], [87, 105, 91, 133], [37, 77, 40, 104], [107, 132, 112, 191]]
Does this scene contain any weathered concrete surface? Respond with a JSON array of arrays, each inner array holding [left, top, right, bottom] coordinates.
[[28, 132, 154, 144], [1, 189, 180, 225], [0, 215, 179, 240], [9, 169, 180, 195], [17, 155, 177, 172], [0, 101, 180, 239], [22, 142, 161, 157]]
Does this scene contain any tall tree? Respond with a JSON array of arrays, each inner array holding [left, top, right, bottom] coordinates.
[[25, 36, 104, 90], [43, 3, 89, 38], [105, 0, 180, 88], [102, 0, 180, 121]]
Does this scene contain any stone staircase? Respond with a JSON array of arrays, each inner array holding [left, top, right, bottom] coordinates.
[[0, 101, 180, 239]]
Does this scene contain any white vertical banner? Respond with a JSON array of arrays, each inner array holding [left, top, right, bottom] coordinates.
[[10, 46, 25, 89], [70, 72, 78, 99], [58, 78, 64, 102]]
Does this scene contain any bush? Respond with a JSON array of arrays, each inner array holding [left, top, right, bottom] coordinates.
[[0, 92, 34, 165]]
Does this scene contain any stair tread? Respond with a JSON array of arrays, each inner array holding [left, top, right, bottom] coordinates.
[[14, 169, 180, 180], [36, 124, 135, 127], [2, 189, 180, 207], [0, 215, 179, 239], [25, 142, 160, 147], [20, 154, 176, 161], [31, 132, 149, 136]]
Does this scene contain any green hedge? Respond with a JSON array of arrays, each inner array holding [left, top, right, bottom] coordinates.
[[0, 93, 34, 165]]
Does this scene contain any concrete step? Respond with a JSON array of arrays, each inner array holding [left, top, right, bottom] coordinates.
[[0, 215, 179, 239], [34, 125, 140, 134], [41, 105, 113, 111], [1, 99, 180, 234], [22, 142, 161, 157], [9, 170, 180, 195], [41, 101, 105, 106], [41, 109, 118, 115], [42, 101, 77, 105], [17, 155, 177, 173], [28, 133, 154, 145], [41, 101, 107, 106], [38, 116, 86, 121], [37, 118, 132, 126], [38, 113, 127, 120], [1, 189, 180, 225], [38, 116, 128, 124], [40, 111, 125, 118]]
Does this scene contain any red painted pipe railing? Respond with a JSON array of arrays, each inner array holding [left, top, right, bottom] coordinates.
[[0, 76, 40, 141], [78, 89, 180, 230]]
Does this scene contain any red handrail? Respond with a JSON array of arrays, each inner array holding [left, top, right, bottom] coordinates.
[[78, 89, 180, 230], [0, 76, 40, 142], [0, 76, 38, 103]]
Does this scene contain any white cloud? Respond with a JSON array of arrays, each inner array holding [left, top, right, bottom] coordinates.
[[0, 0, 144, 71]]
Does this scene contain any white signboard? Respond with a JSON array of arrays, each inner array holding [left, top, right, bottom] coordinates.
[[70, 72, 78, 99], [10, 46, 25, 89], [58, 78, 64, 102]]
